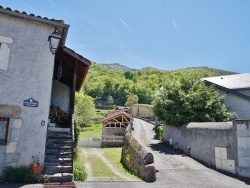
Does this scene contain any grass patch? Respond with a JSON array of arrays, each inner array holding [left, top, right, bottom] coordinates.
[[95, 109, 113, 118], [100, 148, 139, 179], [73, 148, 87, 181], [85, 148, 119, 179], [79, 124, 102, 140]]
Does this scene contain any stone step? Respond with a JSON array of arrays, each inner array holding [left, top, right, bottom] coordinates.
[[47, 135, 72, 139], [46, 139, 73, 145], [48, 123, 56, 127], [44, 165, 72, 174], [46, 148, 72, 154], [45, 162, 72, 166], [45, 151, 72, 157], [45, 157, 72, 163], [46, 173, 73, 182], [47, 131, 71, 136], [44, 125, 73, 182], [48, 127, 70, 132], [46, 143, 72, 149], [47, 131, 72, 136]]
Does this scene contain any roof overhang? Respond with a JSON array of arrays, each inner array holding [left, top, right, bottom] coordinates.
[[54, 46, 91, 91], [203, 80, 250, 101]]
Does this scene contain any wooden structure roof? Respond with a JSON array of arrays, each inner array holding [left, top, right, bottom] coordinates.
[[54, 46, 91, 92], [102, 110, 133, 127]]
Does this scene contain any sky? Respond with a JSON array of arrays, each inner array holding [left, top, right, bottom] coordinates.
[[1, 0, 250, 73]]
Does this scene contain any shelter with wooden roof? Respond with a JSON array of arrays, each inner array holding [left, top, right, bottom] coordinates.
[[102, 110, 133, 146]]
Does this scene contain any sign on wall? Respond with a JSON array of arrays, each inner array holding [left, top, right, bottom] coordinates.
[[23, 98, 39, 107]]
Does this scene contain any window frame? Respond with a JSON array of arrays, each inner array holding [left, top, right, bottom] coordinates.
[[0, 117, 10, 145]]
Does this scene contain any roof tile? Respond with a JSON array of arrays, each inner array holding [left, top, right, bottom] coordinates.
[[0, 5, 65, 24]]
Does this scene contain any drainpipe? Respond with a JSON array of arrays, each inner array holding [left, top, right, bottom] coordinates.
[[69, 60, 78, 174]]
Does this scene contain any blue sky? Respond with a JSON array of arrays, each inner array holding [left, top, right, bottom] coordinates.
[[1, 0, 250, 73]]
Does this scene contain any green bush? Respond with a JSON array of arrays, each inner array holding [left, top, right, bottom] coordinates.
[[155, 124, 163, 140], [74, 163, 87, 181], [2, 166, 35, 183], [153, 79, 234, 126], [74, 121, 80, 148], [73, 148, 87, 181]]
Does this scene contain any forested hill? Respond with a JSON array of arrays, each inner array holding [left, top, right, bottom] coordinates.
[[82, 62, 237, 106], [101, 63, 236, 75]]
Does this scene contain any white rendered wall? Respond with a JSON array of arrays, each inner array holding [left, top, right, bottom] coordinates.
[[219, 90, 250, 120], [0, 13, 56, 172], [51, 80, 70, 114]]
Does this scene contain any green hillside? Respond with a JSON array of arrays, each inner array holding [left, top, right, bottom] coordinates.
[[82, 62, 237, 106]]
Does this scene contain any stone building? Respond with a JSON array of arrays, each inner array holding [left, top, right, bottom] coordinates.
[[130, 104, 153, 118], [0, 6, 91, 181]]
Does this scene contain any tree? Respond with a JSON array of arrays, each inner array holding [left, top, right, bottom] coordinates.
[[106, 95, 114, 105], [152, 78, 234, 126], [74, 92, 96, 126], [124, 71, 134, 80], [125, 94, 139, 107]]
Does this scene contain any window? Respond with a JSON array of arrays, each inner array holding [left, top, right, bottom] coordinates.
[[0, 117, 10, 144]]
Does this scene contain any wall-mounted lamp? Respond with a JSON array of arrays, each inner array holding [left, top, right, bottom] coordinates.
[[48, 27, 62, 55]]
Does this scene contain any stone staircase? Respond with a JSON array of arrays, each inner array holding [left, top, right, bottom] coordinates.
[[44, 125, 74, 182]]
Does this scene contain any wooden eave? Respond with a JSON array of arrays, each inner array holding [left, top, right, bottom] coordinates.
[[54, 46, 91, 91]]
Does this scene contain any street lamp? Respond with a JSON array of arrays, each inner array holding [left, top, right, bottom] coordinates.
[[48, 27, 62, 55]]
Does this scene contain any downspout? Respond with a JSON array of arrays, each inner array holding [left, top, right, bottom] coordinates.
[[70, 60, 78, 174]]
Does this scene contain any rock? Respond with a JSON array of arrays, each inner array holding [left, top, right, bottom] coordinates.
[[144, 164, 156, 182]]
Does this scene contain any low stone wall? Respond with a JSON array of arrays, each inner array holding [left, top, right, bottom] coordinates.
[[121, 125, 156, 182], [79, 140, 101, 148]]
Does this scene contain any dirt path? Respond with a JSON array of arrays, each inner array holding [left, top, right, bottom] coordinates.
[[82, 148, 94, 181], [92, 149, 132, 180], [81, 148, 138, 181]]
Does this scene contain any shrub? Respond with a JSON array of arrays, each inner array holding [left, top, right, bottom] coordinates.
[[74, 121, 80, 148], [2, 166, 35, 183], [155, 124, 163, 140], [153, 79, 234, 127], [74, 163, 87, 181], [73, 148, 87, 181]]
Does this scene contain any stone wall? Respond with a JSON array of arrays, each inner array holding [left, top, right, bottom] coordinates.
[[121, 125, 156, 182], [130, 104, 153, 118], [234, 120, 250, 177], [163, 121, 250, 177], [102, 127, 126, 147], [0, 106, 23, 175]]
